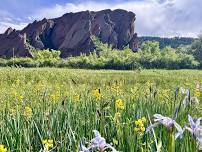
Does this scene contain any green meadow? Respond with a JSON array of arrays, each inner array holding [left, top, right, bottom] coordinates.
[[0, 68, 201, 151]]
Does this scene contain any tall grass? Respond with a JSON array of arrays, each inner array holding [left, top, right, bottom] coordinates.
[[0, 68, 201, 151]]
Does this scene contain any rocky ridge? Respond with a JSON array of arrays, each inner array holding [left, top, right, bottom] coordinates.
[[0, 9, 138, 58]]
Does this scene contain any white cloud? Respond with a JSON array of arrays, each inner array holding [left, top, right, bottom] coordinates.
[[0, 24, 8, 34], [30, 0, 202, 37], [1, 0, 202, 37], [0, 21, 28, 33], [0, 10, 28, 34]]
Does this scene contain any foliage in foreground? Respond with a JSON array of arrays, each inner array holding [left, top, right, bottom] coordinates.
[[0, 68, 201, 151]]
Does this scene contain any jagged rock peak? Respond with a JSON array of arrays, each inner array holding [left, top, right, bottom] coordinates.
[[0, 9, 138, 58], [4, 27, 15, 35]]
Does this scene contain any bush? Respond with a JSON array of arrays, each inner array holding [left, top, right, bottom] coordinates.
[[0, 38, 199, 69]]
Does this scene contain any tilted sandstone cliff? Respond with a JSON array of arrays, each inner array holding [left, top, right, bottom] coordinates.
[[0, 9, 138, 58]]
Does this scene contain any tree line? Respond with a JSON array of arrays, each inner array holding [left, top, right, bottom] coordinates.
[[0, 35, 202, 70]]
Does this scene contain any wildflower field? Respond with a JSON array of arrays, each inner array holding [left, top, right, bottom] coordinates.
[[0, 68, 201, 152]]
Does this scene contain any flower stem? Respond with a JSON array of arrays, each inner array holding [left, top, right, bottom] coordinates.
[[168, 128, 175, 152]]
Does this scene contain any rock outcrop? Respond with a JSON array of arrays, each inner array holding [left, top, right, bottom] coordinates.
[[0, 28, 33, 57], [0, 9, 138, 58]]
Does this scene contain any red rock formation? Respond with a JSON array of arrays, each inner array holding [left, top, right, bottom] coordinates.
[[0, 9, 138, 58], [0, 28, 33, 57]]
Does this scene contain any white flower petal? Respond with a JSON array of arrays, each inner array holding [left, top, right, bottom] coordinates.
[[146, 123, 160, 133], [185, 126, 193, 134], [196, 117, 202, 126], [93, 130, 101, 137], [198, 138, 202, 145], [180, 87, 186, 94], [153, 114, 164, 119], [91, 130, 107, 150], [104, 143, 118, 152], [195, 128, 202, 138], [175, 126, 185, 139], [160, 117, 174, 127], [188, 115, 195, 129], [174, 122, 183, 132], [79, 140, 90, 152]]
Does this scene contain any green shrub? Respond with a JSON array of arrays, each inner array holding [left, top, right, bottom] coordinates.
[[0, 37, 199, 69]]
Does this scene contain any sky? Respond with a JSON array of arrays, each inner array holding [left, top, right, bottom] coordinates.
[[0, 0, 201, 37]]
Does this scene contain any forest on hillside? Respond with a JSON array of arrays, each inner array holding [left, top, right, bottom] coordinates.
[[138, 36, 195, 48]]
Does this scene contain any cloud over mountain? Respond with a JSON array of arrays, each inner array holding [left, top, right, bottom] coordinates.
[[0, 0, 202, 37]]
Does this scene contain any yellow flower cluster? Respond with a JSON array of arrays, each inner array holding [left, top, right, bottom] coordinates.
[[145, 81, 154, 88], [73, 94, 80, 102], [111, 84, 121, 94], [24, 106, 33, 118], [11, 89, 23, 103], [134, 117, 146, 134], [50, 92, 60, 103], [115, 99, 124, 110], [194, 88, 200, 97], [92, 89, 101, 100], [0, 144, 7, 152], [144, 81, 155, 96], [36, 81, 46, 91], [49, 85, 62, 103], [131, 84, 141, 99], [159, 89, 170, 99], [42, 139, 53, 150]]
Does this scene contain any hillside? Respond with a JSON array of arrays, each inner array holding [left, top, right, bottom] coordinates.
[[138, 36, 195, 48]]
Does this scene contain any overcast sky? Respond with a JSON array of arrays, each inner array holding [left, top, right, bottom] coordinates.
[[0, 0, 201, 37]]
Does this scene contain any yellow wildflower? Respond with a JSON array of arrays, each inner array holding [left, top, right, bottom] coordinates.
[[141, 117, 147, 123], [115, 99, 124, 110], [0, 144, 7, 152], [73, 94, 80, 102], [140, 127, 146, 132], [50, 91, 60, 103], [146, 81, 154, 88], [12, 90, 23, 102], [111, 84, 121, 94], [18, 95, 23, 102], [134, 117, 147, 134], [194, 88, 200, 97], [36, 82, 46, 91], [92, 89, 101, 100], [161, 89, 170, 99], [134, 127, 139, 132], [24, 106, 33, 118], [135, 119, 144, 127], [42, 139, 53, 150]]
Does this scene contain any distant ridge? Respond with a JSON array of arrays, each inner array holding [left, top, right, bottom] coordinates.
[[138, 36, 195, 48]]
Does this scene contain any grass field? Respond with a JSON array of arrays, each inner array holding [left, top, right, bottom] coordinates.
[[0, 68, 201, 152]]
